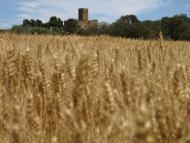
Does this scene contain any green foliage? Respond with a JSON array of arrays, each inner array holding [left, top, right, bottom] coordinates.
[[143, 20, 161, 38], [111, 20, 127, 37], [77, 27, 99, 36], [118, 15, 140, 25], [178, 25, 190, 40], [161, 14, 190, 40], [47, 16, 63, 30], [49, 28, 67, 35], [10, 14, 190, 40], [98, 22, 111, 34], [23, 19, 31, 28], [23, 19, 44, 28], [124, 24, 151, 39], [11, 25, 28, 34], [110, 15, 154, 39], [29, 27, 50, 35], [64, 19, 80, 33]]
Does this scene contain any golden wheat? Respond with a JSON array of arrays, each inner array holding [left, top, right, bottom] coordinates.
[[0, 33, 189, 143]]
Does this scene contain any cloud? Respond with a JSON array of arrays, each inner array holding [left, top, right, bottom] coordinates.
[[14, 1, 42, 13], [14, 0, 169, 22]]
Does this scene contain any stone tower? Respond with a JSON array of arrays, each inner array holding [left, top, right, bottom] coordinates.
[[78, 8, 89, 29]]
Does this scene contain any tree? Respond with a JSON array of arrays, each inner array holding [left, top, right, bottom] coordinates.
[[30, 19, 37, 27], [98, 22, 111, 35], [12, 13, 190, 40], [111, 20, 127, 37], [161, 14, 190, 40], [12, 25, 28, 34], [125, 23, 152, 39], [176, 23, 190, 40], [142, 20, 161, 38], [64, 19, 80, 33], [47, 16, 63, 30], [179, 28, 190, 40], [23, 19, 45, 28], [23, 19, 32, 28], [30, 27, 50, 35], [118, 15, 140, 25], [77, 27, 99, 36], [111, 15, 148, 38], [35, 19, 44, 27]]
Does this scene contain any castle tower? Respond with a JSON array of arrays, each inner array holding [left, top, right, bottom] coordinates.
[[78, 8, 88, 29]]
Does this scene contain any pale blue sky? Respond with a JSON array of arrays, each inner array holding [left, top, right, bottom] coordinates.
[[0, 0, 190, 29]]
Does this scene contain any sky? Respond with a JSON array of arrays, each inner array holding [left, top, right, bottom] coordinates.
[[0, 0, 190, 29]]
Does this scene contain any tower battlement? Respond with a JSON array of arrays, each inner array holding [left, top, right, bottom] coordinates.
[[78, 8, 98, 29], [78, 8, 88, 22]]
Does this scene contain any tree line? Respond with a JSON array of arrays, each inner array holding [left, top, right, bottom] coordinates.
[[11, 14, 190, 40]]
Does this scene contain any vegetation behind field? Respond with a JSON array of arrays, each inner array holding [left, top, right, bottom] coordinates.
[[7, 14, 190, 40]]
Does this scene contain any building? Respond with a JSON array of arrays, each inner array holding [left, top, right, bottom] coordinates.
[[78, 8, 98, 29]]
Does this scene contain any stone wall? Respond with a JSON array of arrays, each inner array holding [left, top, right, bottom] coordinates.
[[78, 8, 98, 29]]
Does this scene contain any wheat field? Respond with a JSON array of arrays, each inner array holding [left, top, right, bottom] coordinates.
[[0, 33, 190, 143]]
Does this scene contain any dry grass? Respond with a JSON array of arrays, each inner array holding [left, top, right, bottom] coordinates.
[[0, 33, 190, 143]]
